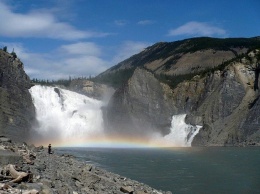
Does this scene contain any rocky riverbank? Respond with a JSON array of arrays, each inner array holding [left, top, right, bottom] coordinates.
[[0, 137, 171, 194]]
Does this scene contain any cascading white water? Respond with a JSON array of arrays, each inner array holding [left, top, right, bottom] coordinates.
[[29, 85, 201, 147], [163, 114, 201, 147], [29, 85, 104, 144]]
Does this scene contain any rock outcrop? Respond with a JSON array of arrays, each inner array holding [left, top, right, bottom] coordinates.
[[0, 50, 36, 142], [104, 68, 177, 137]]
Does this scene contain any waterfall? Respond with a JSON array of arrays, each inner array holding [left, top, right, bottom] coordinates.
[[29, 85, 104, 145], [29, 85, 201, 147], [163, 114, 201, 147]]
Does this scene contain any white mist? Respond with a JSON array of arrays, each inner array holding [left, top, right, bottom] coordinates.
[[29, 85, 104, 142]]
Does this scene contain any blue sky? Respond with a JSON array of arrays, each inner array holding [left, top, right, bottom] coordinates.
[[0, 0, 259, 79]]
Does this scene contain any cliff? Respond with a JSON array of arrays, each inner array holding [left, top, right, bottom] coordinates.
[[0, 50, 36, 142], [104, 68, 176, 137], [102, 38, 260, 146]]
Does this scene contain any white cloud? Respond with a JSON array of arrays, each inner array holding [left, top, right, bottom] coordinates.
[[0, 2, 108, 40], [137, 20, 155, 25], [59, 42, 101, 56], [168, 21, 227, 37]]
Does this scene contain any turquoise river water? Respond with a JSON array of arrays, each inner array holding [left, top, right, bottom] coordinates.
[[56, 147, 260, 194]]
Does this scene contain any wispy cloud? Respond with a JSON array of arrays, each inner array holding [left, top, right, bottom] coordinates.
[[59, 42, 101, 56], [137, 20, 155, 25], [0, 2, 109, 40], [112, 41, 151, 64], [168, 21, 227, 37], [114, 20, 128, 26]]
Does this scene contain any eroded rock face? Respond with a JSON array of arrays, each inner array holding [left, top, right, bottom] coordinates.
[[104, 61, 260, 146], [0, 50, 36, 142], [104, 68, 177, 137], [239, 96, 260, 144], [175, 62, 259, 146]]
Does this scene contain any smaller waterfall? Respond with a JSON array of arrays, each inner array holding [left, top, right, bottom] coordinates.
[[163, 114, 201, 147]]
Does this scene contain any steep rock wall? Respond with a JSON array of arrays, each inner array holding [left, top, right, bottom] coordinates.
[[103, 68, 177, 137], [0, 50, 36, 142]]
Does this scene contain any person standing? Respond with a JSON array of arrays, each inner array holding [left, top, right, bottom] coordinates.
[[48, 144, 52, 154]]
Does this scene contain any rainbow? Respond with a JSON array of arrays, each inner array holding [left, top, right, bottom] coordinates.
[[30, 134, 186, 148]]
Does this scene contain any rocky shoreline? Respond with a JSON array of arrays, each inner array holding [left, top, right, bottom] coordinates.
[[0, 137, 171, 194]]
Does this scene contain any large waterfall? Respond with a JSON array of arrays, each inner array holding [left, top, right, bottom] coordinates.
[[29, 85, 201, 147], [29, 85, 104, 146]]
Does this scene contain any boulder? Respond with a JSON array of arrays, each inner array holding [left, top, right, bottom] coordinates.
[[0, 137, 11, 143], [120, 186, 134, 194]]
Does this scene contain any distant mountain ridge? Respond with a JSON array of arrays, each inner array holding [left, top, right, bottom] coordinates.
[[93, 37, 260, 89]]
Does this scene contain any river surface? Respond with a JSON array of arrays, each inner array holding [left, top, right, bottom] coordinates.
[[56, 147, 260, 194]]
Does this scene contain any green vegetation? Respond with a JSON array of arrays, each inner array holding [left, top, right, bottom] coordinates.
[[176, 37, 260, 54], [31, 78, 72, 87], [11, 51, 17, 59], [155, 72, 199, 89], [91, 68, 135, 88], [3, 46, 7, 52], [1, 47, 18, 58], [154, 52, 253, 89], [31, 76, 87, 87]]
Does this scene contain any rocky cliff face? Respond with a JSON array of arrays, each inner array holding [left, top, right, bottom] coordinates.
[[104, 48, 260, 146], [104, 68, 177, 137], [0, 50, 36, 142], [184, 63, 257, 146]]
